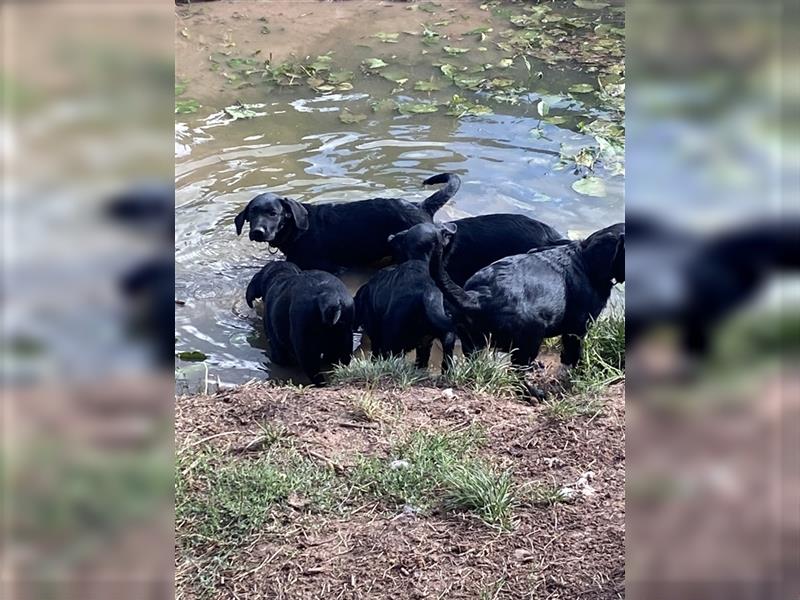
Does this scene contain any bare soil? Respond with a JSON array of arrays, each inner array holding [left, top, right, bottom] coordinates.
[[176, 381, 625, 599]]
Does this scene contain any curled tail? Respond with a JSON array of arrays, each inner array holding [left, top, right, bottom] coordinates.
[[429, 241, 482, 315], [420, 173, 461, 217]]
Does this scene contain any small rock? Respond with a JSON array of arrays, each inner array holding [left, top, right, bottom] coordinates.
[[558, 486, 576, 500], [287, 492, 309, 510], [513, 548, 535, 562], [441, 388, 456, 399], [390, 459, 411, 471]]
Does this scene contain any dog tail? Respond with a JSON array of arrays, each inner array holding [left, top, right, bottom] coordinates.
[[429, 240, 482, 315], [420, 173, 461, 217], [245, 267, 267, 308], [423, 288, 454, 332]]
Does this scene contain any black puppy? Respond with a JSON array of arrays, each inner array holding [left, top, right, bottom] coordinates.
[[431, 223, 624, 366], [234, 173, 461, 272], [445, 213, 567, 285], [246, 262, 354, 385], [626, 214, 800, 357], [355, 223, 457, 371]]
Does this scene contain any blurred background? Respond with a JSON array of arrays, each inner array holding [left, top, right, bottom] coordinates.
[[627, 1, 798, 598], [1, 2, 174, 599], [1, 0, 797, 599]]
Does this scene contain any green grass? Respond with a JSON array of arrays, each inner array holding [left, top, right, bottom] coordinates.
[[570, 312, 625, 393], [542, 395, 602, 420], [352, 427, 485, 509], [351, 389, 388, 422], [331, 356, 425, 389], [520, 481, 572, 506], [443, 460, 516, 529], [176, 447, 349, 595], [444, 348, 524, 396]]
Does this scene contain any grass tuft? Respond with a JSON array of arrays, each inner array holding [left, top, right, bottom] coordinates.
[[443, 461, 516, 529], [444, 348, 524, 396], [352, 427, 486, 511], [521, 481, 572, 506], [351, 390, 387, 422], [331, 356, 425, 389], [570, 312, 625, 393], [542, 395, 602, 420]]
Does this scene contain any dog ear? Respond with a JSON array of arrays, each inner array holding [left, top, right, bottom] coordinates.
[[440, 222, 457, 245], [245, 268, 264, 308], [281, 198, 309, 232], [234, 205, 249, 236]]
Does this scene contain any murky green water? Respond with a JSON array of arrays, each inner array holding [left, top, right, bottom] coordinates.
[[175, 0, 625, 387]]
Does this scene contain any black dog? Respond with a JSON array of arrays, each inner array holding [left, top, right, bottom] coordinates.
[[626, 214, 800, 357], [431, 223, 624, 366], [355, 223, 457, 371], [444, 213, 567, 285], [234, 173, 461, 272], [246, 262, 354, 385]]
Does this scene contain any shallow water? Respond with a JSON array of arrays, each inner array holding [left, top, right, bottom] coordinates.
[[175, 0, 625, 388]]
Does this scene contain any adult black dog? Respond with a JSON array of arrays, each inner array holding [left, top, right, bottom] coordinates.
[[431, 223, 624, 367], [444, 213, 567, 285], [234, 173, 461, 272], [355, 223, 457, 371], [246, 262, 354, 385]]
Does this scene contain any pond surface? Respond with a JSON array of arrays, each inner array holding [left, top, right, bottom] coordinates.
[[175, 0, 625, 388]]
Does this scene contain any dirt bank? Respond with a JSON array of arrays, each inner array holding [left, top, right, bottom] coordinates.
[[176, 380, 625, 599]]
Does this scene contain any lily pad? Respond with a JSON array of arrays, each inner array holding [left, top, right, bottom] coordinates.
[[496, 58, 514, 69], [339, 109, 367, 124], [446, 94, 493, 117], [571, 176, 607, 197], [381, 68, 409, 85], [440, 63, 465, 79], [373, 32, 400, 43], [223, 102, 262, 120], [414, 79, 442, 92], [569, 83, 595, 94], [371, 98, 398, 112], [362, 58, 388, 70], [537, 100, 550, 117], [489, 78, 515, 89], [175, 99, 200, 114], [443, 46, 470, 55], [327, 70, 354, 84], [397, 101, 440, 115], [178, 350, 207, 362], [574, 0, 610, 9]]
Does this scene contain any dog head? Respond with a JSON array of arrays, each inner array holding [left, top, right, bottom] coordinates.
[[234, 193, 309, 244], [387, 222, 457, 262], [581, 223, 625, 288], [245, 261, 301, 308]]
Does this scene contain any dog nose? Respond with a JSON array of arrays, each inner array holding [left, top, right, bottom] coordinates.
[[249, 228, 266, 242]]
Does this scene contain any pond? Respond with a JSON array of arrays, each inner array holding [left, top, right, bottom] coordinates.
[[175, 0, 625, 389]]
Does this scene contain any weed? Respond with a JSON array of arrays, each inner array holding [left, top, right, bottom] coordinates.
[[443, 461, 516, 529], [521, 481, 571, 506], [331, 356, 425, 389], [570, 312, 625, 393], [444, 348, 524, 396], [542, 395, 602, 420]]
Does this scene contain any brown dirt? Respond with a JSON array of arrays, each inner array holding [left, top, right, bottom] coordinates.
[[176, 381, 625, 599]]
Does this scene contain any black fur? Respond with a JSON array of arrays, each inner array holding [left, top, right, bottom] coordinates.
[[354, 223, 457, 371], [431, 223, 625, 366], [626, 214, 800, 356], [246, 262, 354, 385], [444, 213, 567, 285], [234, 173, 461, 272]]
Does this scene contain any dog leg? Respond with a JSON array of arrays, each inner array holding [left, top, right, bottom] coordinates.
[[415, 340, 433, 370], [560, 333, 582, 367], [440, 331, 456, 373]]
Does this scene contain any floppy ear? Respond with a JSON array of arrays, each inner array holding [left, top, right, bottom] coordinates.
[[245, 268, 264, 308], [280, 198, 309, 232], [234, 205, 248, 236]]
